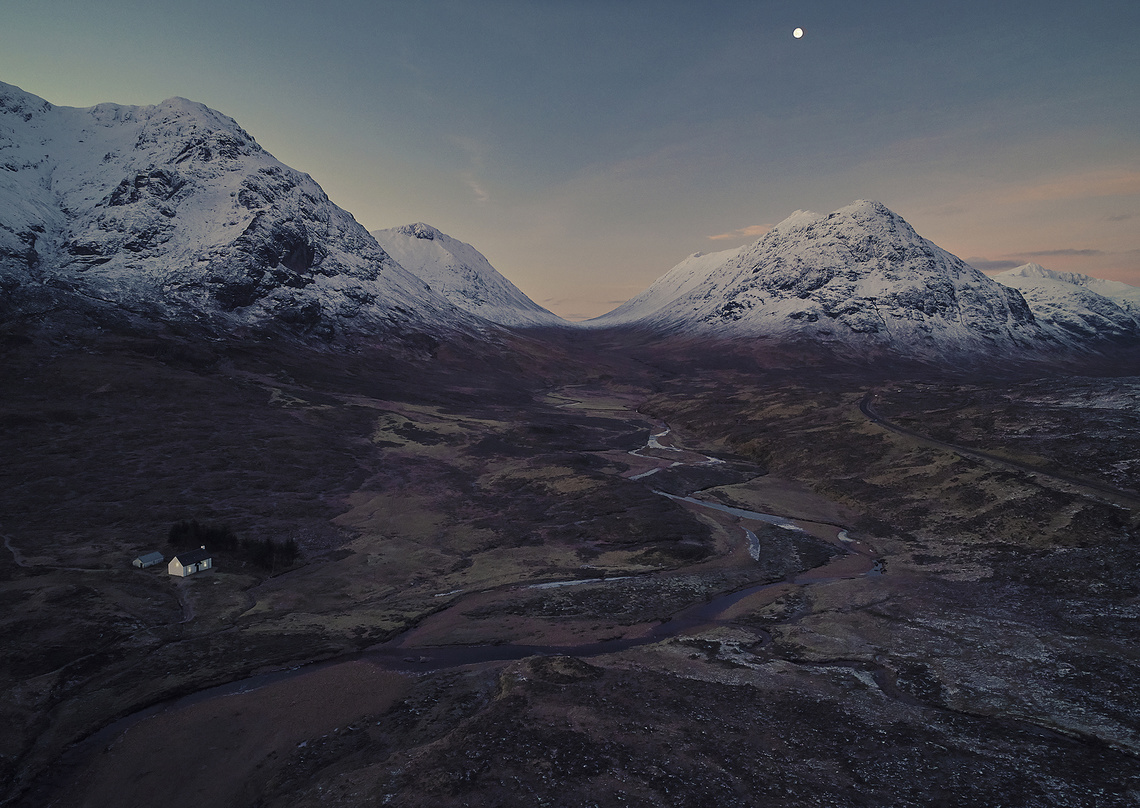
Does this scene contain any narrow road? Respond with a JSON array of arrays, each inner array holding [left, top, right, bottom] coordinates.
[[175, 579, 196, 624], [859, 392, 1140, 510]]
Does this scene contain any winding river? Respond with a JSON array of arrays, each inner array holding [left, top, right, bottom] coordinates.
[[364, 422, 877, 670], [29, 420, 878, 805]]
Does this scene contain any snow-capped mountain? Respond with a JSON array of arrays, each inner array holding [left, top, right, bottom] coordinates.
[[587, 200, 1075, 360], [997, 263, 1140, 313], [0, 81, 478, 340], [372, 223, 566, 328], [993, 264, 1140, 344]]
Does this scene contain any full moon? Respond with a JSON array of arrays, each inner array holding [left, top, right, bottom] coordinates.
[[793, 27, 804, 39]]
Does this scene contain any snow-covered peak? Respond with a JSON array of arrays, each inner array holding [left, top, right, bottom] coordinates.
[[0, 81, 52, 120], [587, 200, 1059, 361], [764, 200, 917, 240], [0, 82, 480, 341], [999, 262, 1053, 280], [372, 223, 567, 328], [993, 263, 1140, 342], [767, 208, 821, 236], [996, 263, 1140, 310], [393, 222, 442, 240]]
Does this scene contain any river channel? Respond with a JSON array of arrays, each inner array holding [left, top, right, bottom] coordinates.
[[354, 421, 876, 670], [30, 421, 879, 806]]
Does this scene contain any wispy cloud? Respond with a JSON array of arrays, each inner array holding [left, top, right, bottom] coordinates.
[[461, 172, 490, 204], [451, 136, 491, 205], [1107, 212, 1134, 222], [708, 224, 772, 241]]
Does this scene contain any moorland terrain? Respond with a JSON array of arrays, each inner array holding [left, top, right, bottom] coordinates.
[[2, 324, 1139, 807]]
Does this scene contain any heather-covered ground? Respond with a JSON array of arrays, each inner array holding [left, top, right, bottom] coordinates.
[[2, 329, 1138, 806]]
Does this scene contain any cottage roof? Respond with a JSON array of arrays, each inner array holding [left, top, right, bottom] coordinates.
[[172, 548, 212, 565], [135, 551, 164, 563]]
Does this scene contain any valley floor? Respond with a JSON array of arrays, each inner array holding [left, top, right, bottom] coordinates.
[[1, 331, 1138, 806]]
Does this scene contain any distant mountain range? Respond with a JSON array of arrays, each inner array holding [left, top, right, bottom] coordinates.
[[992, 263, 1140, 346], [587, 200, 1140, 362], [3, 82, 1137, 365]]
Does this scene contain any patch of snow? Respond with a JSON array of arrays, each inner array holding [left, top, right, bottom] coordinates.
[[744, 527, 761, 561]]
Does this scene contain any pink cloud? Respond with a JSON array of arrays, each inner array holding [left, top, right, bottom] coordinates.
[[708, 224, 773, 241]]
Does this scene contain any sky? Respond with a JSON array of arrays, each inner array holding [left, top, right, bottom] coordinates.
[[2, 0, 1138, 320]]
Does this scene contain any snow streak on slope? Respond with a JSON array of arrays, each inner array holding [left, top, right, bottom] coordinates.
[[587, 200, 1058, 360], [372, 223, 567, 328], [0, 81, 476, 339]]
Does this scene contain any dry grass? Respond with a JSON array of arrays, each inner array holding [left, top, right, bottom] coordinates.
[[5, 332, 1139, 807]]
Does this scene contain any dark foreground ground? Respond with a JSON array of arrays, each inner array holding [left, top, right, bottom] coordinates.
[[1, 325, 1138, 807]]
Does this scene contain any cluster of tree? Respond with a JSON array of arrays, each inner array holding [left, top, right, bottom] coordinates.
[[168, 519, 238, 550], [242, 535, 299, 570], [167, 520, 299, 570]]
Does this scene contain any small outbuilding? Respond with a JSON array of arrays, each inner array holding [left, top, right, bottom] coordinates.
[[168, 546, 213, 577], [132, 551, 165, 569]]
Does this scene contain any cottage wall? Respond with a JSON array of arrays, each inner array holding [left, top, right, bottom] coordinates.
[[133, 552, 164, 568], [168, 558, 211, 576], [168, 548, 213, 576]]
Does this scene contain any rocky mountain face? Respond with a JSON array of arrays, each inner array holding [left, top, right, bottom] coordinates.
[[588, 200, 1101, 362], [0, 82, 478, 342], [993, 263, 1140, 346], [372, 223, 566, 328]]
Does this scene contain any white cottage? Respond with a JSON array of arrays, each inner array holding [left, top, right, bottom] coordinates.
[[168, 546, 213, 577], [132, 551, 165, 568]]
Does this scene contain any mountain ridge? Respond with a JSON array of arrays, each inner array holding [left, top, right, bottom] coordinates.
[[0, 81, 482, 343], [992, 262, 1140, 346], [4, 82, 1137, 367], [587, 200, 1137, 363]]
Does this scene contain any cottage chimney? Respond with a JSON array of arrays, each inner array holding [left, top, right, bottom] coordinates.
[[200, 545, 205, 550]]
